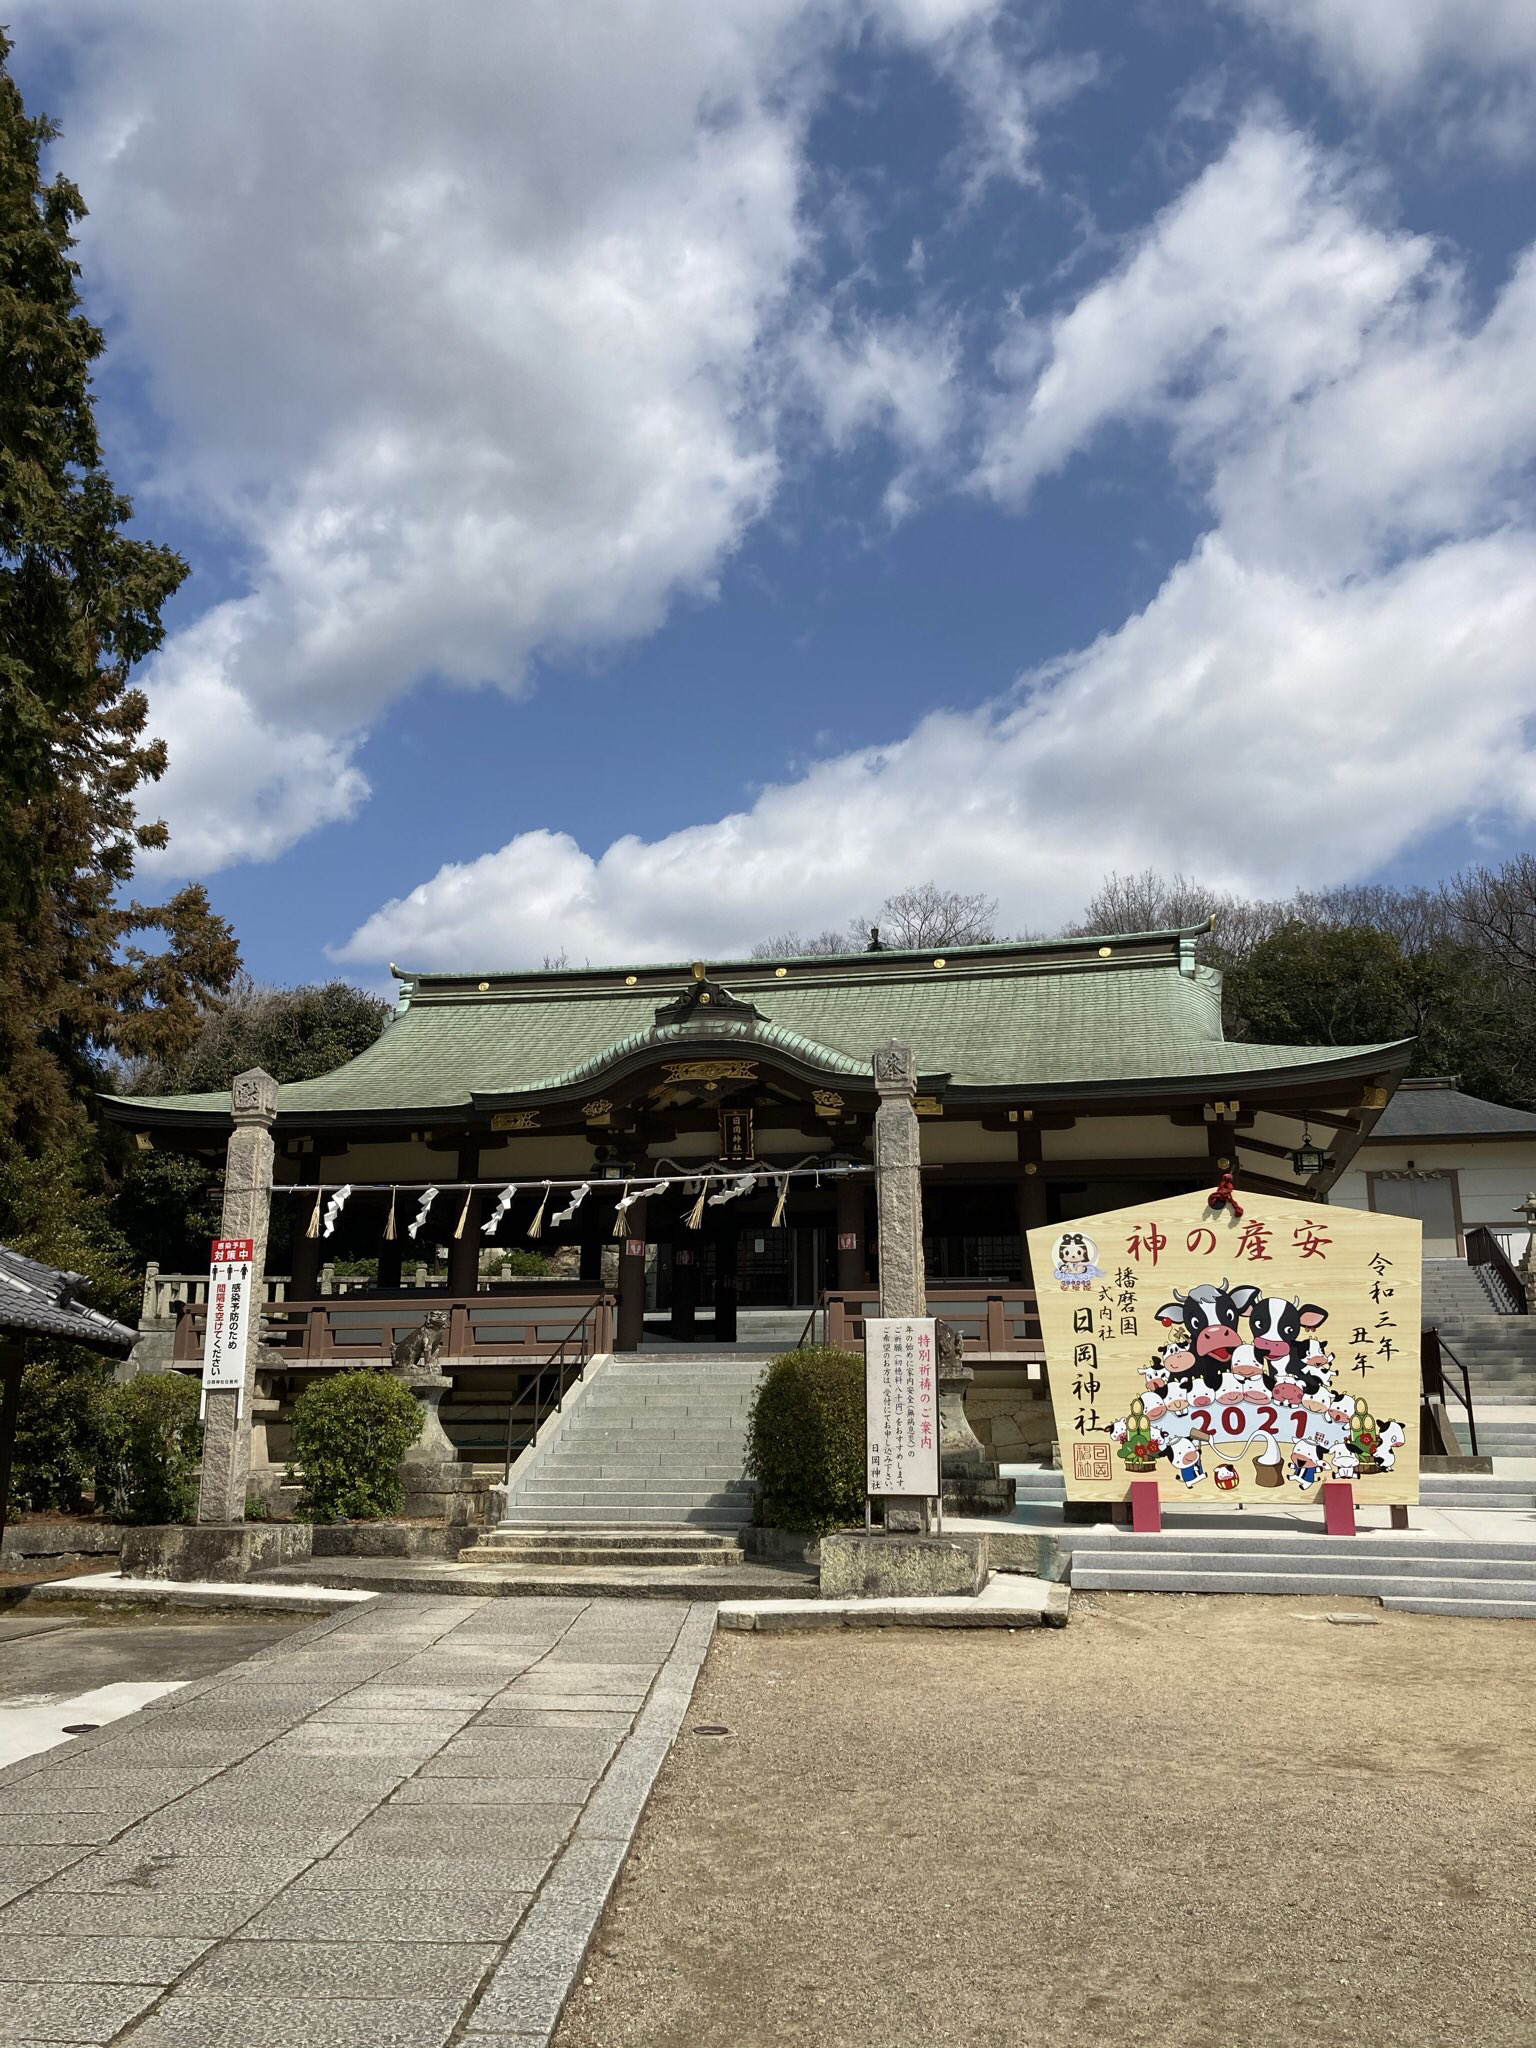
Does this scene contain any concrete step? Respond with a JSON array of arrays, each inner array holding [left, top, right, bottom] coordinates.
[[1073, 1565, 1536, 1601], [497, 1504, 749, 1526], [464, 1539, 747, 1567], [512, 1492, 754, 1513], [1071, 1542, 1536, 1581], [265, 1557, 811, 1599], [1063, 1530, 1536, 1562], [1380, 1592, 1536, 1619], [475, 1525, 745, 1550]]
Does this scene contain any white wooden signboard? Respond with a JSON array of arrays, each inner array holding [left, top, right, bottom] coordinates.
[[865, 1316, 939, 1497], [200, 1236, 255, 1419]]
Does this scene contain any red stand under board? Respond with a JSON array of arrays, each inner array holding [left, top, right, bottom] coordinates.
[[1322, 1480, 1356, 1536], [1129, 1478, 1162, 1533]]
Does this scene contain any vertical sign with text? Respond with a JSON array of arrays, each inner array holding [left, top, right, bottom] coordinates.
[[864, 1316, 939, 1498], [200, 1237, 255, 1419]]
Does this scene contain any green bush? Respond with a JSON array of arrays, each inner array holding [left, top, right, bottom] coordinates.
[[745, 1346, 865, 1536], [287, 1371, 423, 1522], [98, 1372, 203, 1524], [11, 1357, 111, 1512]]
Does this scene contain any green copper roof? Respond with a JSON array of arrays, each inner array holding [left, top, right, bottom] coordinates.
[[100, 928, 1413, 1127]]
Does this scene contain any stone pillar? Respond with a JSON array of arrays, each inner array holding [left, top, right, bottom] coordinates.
[[616, 1198, 647, 1352], [197, 1069, 278, 1526], [873, 1041, 927, 1532], [835, 1178, 864, 1291], [873, 1042, 926, 1320]]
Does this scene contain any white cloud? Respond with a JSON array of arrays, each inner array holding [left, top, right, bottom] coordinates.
[[1227, 1, 1536, 157], [339, 532, 1536, 968], [343, 120, 1536, 968], [18, 0, 1005, 873], [1229, 0, 1536, 98]]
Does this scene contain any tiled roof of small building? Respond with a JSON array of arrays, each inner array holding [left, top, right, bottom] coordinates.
[[1368, 1078, 1536, 1140], [0, 1247, 137, 1349], [101, 926, 1413, 1127]]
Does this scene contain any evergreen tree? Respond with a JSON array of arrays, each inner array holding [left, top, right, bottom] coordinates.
[[0, 40, 239, 1507], [0, 34, 238, 1272]]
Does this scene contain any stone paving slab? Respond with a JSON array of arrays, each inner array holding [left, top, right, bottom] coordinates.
[[0, 1593, 716, 2046]]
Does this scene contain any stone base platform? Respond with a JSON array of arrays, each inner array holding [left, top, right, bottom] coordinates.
[[256, 1554, 818, 1601], [118, 1521, 313, 1582], [721, 1574, 1070, 1631]]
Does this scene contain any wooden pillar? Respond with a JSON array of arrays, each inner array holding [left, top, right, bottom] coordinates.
[[835, 1178, 864, 1291], [446, 1141, 481, 1297], [713, 1228, 738, 1343], [290, 1202, 324, 1301], [197, 1069, 278, 1526], [1016, 1118, 1046, 1280], [616, 1198, 648, 1352], [376, 1229, 404, 1292], [671, 1244, 698, 1341]]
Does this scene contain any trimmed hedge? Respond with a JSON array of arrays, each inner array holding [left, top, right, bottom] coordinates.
[[745, 1345, 865, 1536], [98, 1372, 203, 1524], [12, 1358, 111, 1512], [288, 1370, 423, 1523]]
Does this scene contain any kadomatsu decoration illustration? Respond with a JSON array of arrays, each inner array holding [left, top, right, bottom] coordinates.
[[1026, 1193, 1422, 1507]]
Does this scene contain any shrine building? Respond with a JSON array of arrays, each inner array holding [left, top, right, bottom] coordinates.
[[105, 924, 1413, 1374]]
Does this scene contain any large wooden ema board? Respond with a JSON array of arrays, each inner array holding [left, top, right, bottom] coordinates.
[[1027, 1193, 1422, 1507]]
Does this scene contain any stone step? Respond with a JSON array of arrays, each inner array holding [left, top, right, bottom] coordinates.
[[463, 1540, 746, 1567], [265, 1557, 810, 1599], [529, 1467, 748, 1486], [475, 1525, 746, 1550], [1070, 1541, 1536, 1581], [1063, 1530, 1536, 1562], [1380, 1592, 1536, 1619], [513, 1493, 754, 1513], [1071, 1564, 1536, 1600], [497, 1504, 748, 1526]]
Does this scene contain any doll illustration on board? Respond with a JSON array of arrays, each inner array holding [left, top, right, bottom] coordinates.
[[1051, 1231, 1104, 1291]]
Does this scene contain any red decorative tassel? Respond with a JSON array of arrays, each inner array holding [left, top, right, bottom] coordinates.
[[1207, 1172, 1244, 1220]]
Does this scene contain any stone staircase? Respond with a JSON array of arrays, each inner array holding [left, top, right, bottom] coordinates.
[[1422, 1257, 1506, 1322], [1432, 1316, 1536, 1402], [459, 1352, 801, 1592], [1066, 1529, 1536, 1618]]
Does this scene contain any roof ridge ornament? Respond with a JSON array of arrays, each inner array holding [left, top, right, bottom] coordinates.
[[654, 971, 767, 1030]]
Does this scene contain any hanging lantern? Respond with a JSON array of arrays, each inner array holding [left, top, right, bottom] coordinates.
[[1291, 1127, 1332, 1177]]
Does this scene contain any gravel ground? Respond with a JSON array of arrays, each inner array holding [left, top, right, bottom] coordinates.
[[554, 1594, 1535, 2048]]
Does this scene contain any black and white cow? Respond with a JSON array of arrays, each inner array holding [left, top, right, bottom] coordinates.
[[1154, 1280, 1262, 1395], [1246, 1295, 1328, 1399]]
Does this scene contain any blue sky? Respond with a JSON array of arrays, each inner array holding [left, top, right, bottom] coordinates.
[[12, 0, 1536, 985]]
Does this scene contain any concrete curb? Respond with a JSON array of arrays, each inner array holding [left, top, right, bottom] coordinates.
[[718, 1576, 1070, 1632], [20, 1570, 376, 1620]]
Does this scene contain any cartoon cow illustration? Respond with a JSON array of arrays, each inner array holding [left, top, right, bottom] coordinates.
[[1168, 1438, 1205, 1489], [1289, 1438, 1324, 1489], [1213, 1462, 1239, 1492], [1294, 1341, 1339, 1413], [1216, 1342, 1270, 1402], [1327, 1441, 1360, 1481], [1247, 1295, 1328, 1398], [1373, 1419, 1407, 1472], [1155, 1281, 1262, 1394]]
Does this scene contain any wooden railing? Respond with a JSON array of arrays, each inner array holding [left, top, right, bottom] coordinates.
[[1465, 1227, 1528, 1313], [142, 1263, 596, 1321], [172, 1289, 616, 1365], [823, 1286, 1041, 1355]]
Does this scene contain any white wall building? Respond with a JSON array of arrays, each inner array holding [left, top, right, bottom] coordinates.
[[1332, 1077, 1536, 1261]]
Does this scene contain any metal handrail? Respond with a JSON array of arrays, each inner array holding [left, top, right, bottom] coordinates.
[[1421, 1325, 1479, 1456], [1465, 1226, 1527, 1314], [500, 1302, 599, 1482], [795, 1294, 827, 1350]]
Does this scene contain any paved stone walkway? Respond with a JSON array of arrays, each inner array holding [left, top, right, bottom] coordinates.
[[0, 1595, 714, 2047]]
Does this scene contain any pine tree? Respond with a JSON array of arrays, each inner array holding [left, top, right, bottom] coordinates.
[[0, 33, 238, 1266]]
